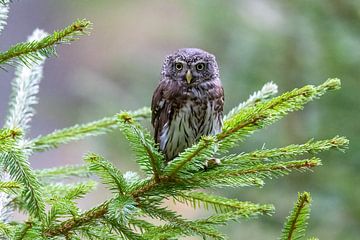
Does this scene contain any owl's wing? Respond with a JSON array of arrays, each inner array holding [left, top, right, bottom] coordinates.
[[151, 81, 170, 144]]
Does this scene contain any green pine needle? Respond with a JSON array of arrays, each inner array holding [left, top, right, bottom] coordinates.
[[118, 112, 164, 181], [0, 221, 11, 238], [223, 136, 349, 165], [1, 150, 45, 221], [190, 158, 322, 188], [43, 181, 97, 202], [140, 203, 226, 240], [164, 135, 217, 177], [280, 192, 312, 240], [85, 153, 128, 195], [0, 181, 21, 193], [30, 108, 151, 152], [175, 191, 274, 216], [34, 164, 91, 180], [0, 19, 92, 68], [218, 78, 341, 151], [0, 128, 22, 152]]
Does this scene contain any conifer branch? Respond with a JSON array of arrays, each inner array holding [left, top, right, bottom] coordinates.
[[4, 29, 48, 134], [0, 128, 22, 152], [0, 221, 11, 238], [280, 192, 312, 240], [0, 19, 92, 68], [0, 29, 50, 225], [224, 136, 349, 165], [30, 108, 151, 152], [42, 159, 314, 238], [0, 181, 21, 193], [43, 181, 96, 202], [1, 150, 45, 221], [0, 0, 9, 35], [140, 203, 226, 239], [34, 165, 90, 180], [225, 81, 278, 120], [218, 78, 341, 151], [165, 135, 216, 177], [175, 191, 274, 216], [117, 112, 163, 181], [85, 153, 127, 195], [190, 158, 321, 187], [43, 201, 110, 237]]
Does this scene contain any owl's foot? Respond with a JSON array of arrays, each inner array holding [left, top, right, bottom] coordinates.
[[204, 158, 221, 169]]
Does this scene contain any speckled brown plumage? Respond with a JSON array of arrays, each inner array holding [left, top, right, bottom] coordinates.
[[152, 48, 224, 162]]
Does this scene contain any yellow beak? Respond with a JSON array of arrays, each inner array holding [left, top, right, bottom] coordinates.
[[186, 70, 192, 84]]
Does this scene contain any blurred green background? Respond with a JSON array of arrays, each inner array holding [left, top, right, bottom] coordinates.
[[0, 0, 359, 239]]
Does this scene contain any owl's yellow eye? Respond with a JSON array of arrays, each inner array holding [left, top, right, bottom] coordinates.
[[175, 63, 183, 71], [195, 63, 205, 71]]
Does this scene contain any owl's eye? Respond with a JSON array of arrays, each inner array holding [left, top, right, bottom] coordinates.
[[175, 63, 183, 71], [195, 63, 205, 71]]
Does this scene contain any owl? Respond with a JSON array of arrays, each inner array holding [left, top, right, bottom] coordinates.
[[151, 48, 224, 162]]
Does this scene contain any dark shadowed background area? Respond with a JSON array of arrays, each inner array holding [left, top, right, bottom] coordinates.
[[0, 0, 359, 239]]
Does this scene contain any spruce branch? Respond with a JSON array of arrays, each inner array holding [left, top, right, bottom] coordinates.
[[175, 191, 274, 216], [0, 172, 12, 224], [117, 112, 163, 181], [44, 182, 97, 231], [34, 164, 90, 180], [43, 181, 96, 202], [0, 19, 92, 68], [102, 220, 142, 240], [141, 222, 225, 240], [218, 78, 341, 151], [4, 29, 48, 134], [225, 81, 278, 120], [0, 128, 22, 152], [0, 0, 9, 35], [280, 192, 312, 240], [0, 181, 21, 193], [30, 108, 151, 152], [41, 156, 319, 238], [140, 204, 226, 239], [1, 27, 49, 223], [77, 226, 122, 240], [106, 195, 138, 224], [1, 150, 45, 221], [190, 158, 322, 188], [12, 221, 39, 240], [0, 29, 49, 223], [223, 136, 349, 165], [43, 200, 110, 237], [85, 153, 127, 195], [165, 135, 216, 177], [0, 221, 11, 238]]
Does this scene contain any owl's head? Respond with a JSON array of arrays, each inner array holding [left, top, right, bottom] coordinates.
[[161, 48, 219, 85]]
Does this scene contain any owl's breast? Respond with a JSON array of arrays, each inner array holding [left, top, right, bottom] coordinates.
[[159, 97, 222, 160]]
